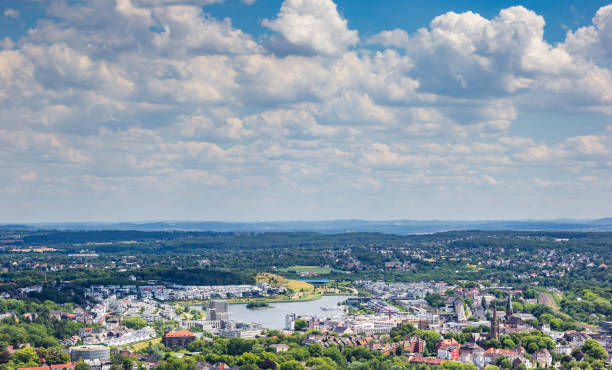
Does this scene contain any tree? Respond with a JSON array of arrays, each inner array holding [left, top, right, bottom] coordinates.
[[252, 343, 265, 354], [279, 360, 305, 370], [390, 322, 416, 341], [239, 363, 260, 370], [0, 351, 9, 364], [75, 362, 91, 370], [227, 337, 254, 356], [42, 347, 70, 365], [13, 347, 39, 366], [293, 319, 308, 331], [187, 339, 208, 353], [425, 293, 445, 308], [110, 353, 134, 370], [306, 357, 336, 369], [495, 357, 512, 369], [307, 344, 323, 357], [258, 358, 278, 369], [121, 316, 147, 330], [501, 339, 516, 349], [238, 353, 260, 366], [582, 339, 607, 361], [413, 329, 441, 354], [572, 348, 585, 361], [322, 347, 346, 368], [441, 361, 464, 369]]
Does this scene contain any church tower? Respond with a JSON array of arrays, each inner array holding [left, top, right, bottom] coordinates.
[[506, 294, 513, 317], [490, 304, 500, 340]]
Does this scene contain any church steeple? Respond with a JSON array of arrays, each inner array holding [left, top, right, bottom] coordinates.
[[506, 294, 513, 317], [490, 303, 500, 340]]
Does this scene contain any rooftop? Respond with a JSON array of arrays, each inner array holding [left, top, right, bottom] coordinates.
[[164, 330, 196, 338]]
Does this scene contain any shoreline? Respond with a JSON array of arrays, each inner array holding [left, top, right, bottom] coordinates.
[[178, 293, 353, 306]]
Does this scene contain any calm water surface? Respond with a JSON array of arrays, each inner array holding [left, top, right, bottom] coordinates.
[[191, 295, 350, 330]]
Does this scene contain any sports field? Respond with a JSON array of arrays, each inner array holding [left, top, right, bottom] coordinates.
[[278, 265, 333, 274]]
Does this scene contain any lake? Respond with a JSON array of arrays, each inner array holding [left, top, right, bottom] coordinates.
[[191, 295, 350, 329]]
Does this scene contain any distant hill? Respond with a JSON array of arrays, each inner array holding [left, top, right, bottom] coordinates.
[[4, 218, 612, 234], [0, 224, 33, 230]]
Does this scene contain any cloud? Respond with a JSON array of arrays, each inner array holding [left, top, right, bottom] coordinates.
[[566, 135, 609, 156], [398, 6, 575, 97], [130, 0, 223, 7], [1, 1, 612, 221], [366, 29, 409, 48], [243, 109, 340, 139], [3, 8, 19, 19], [262, 0, 358, 56], [563, 5, 612, 65], [150, 6, 262, 56]]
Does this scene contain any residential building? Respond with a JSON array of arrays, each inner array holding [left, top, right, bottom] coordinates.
[[162, 330, 196, 348]]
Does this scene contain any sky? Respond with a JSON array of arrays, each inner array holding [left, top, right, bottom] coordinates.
[[0, 0, 611, 223]]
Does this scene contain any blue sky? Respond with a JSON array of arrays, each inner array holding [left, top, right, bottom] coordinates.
[[4, 1, 605, 45], [0, 0, 611, 222], [205, 0, 608, 43]]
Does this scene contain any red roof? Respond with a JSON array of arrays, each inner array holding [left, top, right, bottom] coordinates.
[[51, 363, 76, 369], [19, 363, 76, 370], [164, 330, 195, 338], [408, 356, 445, 365], [485, 348, 517, 356], [439, 343, 460, 350], [438, 338, 459, 346]]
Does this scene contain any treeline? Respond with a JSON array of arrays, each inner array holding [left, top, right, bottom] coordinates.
[[22, 230, 180, 245], [15, 230, 612, 257], [132, 268, 255, 286], [5, 267, 254, 289], [560, 289, 612, 324]]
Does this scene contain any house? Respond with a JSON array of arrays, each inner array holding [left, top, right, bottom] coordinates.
[[436, 338, 460, 360], [564, 331, 590, 347], [162, 330, 196, 348], [403, 336, 425, 353], [483, 348, 519, 364], [269, 344, 289, 353], [533, 348, 552, 367], [436, 338, 459, 351], [406, 356, 446, 366], [459, 342, 486, 368], [512, 357, 533, 369], [554, 344, 573, 356], [331, 326, 353, 335], [437, 342, 460, 360]]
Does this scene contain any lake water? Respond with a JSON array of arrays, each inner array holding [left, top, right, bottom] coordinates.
[[191, 295, 350, 330]]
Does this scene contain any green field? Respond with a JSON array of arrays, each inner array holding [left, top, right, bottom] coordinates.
[[278, 265, 333, 274]]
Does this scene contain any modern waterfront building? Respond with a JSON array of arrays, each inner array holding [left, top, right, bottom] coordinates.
[[206, 300, 230, 321], [69, 345, 111, 362]]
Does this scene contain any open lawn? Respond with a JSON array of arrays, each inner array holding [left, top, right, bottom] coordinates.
[[257, 272, 315, 292], [128, 337, 161, 351]]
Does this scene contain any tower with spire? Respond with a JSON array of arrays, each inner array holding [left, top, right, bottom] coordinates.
[[490, 303, 500, 340], [506, 294, 513, 317]]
